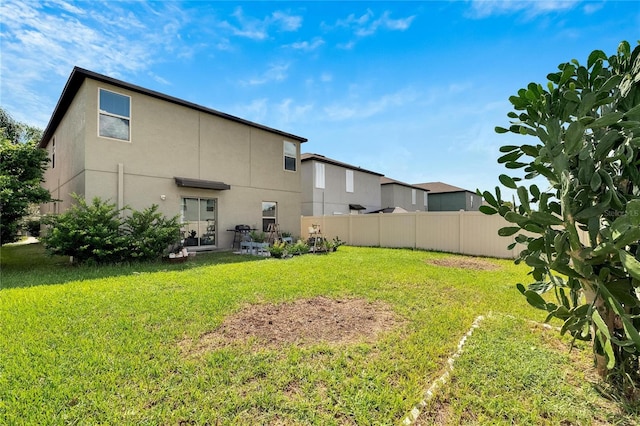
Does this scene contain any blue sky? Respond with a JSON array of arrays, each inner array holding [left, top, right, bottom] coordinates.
[[1, 1, 638, 194]]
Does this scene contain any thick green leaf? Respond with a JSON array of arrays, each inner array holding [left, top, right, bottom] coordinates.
[[573, 191, 613, 221], [523, 289, 548, 310], [593, 311, 616, 370], [499, 174, 517, 189], [565, 121, 585, 155], [529, 211, 564, 226], [525, 255, 548, 268], [588, 112, 624, 129], [498, 226, 521, 237], [619, 250, 640, 281], [517, 186, 530, 213], [627, 199, 640, 226], [498, 151, 523, 163], [589, 171, 602, 192], [495, 126, 510, 134], [587, 49, 607, 69], [482, 191, 498, 208], [478, 205, 497, 215], [504, 211, 529, 226]]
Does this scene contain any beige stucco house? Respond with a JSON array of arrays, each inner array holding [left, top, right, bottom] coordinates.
[[380, 177, 429, 212], [301, 153, 383, 215], [39, 67, 307, 249]]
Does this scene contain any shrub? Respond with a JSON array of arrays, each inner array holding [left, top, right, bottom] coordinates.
[[268, 240, 288, 258], [289, 239, 310, 255], [124, 205, 181, 262], [25, 219, 41, 237], [42, 194, 180, 264]]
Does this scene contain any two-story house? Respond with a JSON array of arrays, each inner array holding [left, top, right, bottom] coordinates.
[[301, 153, 383, 215], [39, 67, 307, 249], [413, 181, 481, 211], [380, 177, 429, 212]]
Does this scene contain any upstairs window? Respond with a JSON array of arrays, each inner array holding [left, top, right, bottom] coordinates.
[[346, 169, 354, 193], [51, 137, 56, 168], [284, 141, 297, 171], [412, 189, 417, 205], [99, 89, 130, 141], [315, 163, 325, 189]]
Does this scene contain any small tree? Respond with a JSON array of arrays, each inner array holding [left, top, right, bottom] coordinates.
[[481, 41, 640, 395], [0, 138, 52, 244]]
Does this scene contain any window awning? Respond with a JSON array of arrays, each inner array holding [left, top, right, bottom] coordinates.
[[349, 204, 366, 210], [174, 177, 231, 190]]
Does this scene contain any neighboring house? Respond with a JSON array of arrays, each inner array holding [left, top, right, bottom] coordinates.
[[301, 153, 383, 216], [380, 177, 429, 212], [414, 181, 481, 211], [39, 67, 307, 249]]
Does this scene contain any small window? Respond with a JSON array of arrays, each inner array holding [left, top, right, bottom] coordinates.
[[412, 189, 417, 205], [424, 192, 428, 207], [284, 141, 297, 171], [315, 163, 325, 188], [262, 201, 277, 232], [51, 137, 56, 169], [470, 195, 474, 208], [346, 169, 354, 193], [99, 89, 130, 141]]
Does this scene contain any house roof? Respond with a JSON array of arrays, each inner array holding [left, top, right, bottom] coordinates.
[[367, 206, 409, 214], [413, 181, 472, 194], [39, 66, 308, 149], [301, 153, 384, 177], [380, 176, 429, 191]]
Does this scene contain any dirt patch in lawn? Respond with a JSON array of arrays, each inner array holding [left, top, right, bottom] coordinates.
[[180, 296, 405, 356], [426, 257, 500, 271]]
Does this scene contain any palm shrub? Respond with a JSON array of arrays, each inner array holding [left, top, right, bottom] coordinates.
[[481, 41, 640, 395]]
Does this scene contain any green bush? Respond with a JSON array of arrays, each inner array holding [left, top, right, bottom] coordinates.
[[25, 219, 41, 237], [124, 205, 181, 262], [42, 194, 180, 264]]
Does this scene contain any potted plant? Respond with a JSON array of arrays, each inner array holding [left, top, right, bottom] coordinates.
[[185, 229, 199, 246], [269, 240, 288, 258], [249, 230, 269, 255]]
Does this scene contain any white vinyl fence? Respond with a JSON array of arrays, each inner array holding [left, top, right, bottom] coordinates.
[[301, 211, 521, 258]]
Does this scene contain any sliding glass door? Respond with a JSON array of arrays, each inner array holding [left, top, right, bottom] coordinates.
[[181, 198, 217, 247]]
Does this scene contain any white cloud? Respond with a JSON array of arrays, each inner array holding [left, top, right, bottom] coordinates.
[[467, 0, 580, 19], [285, 37, 325, 51], [323, 88, 420, 121], [0, 0, 198, 126], [276, 98, 314, 124], [271, 11, 303, 31], [220, 7, 302, 40], [334, 9, 415, 37], [241, 63, 290, 86]]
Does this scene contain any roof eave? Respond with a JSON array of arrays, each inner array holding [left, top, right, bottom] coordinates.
[[39, 66, 308, 149]]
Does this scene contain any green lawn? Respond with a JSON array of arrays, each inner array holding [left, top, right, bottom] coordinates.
[[0, 243, 629, 424]]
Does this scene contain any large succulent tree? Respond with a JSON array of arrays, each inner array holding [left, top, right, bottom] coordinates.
[[480, 41, 640, 392]]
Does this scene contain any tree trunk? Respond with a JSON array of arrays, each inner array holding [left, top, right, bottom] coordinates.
[[583, 284, 617, 378]]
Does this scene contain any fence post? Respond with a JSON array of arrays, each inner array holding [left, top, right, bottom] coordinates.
[[459, 210, 464, 254]]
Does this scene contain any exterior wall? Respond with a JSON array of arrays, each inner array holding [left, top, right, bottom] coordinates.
[[301, 160, 381, 216], [381, 184, 427, 212], [301, 211, 520, 258], [43, 78, 303, 249], [41, 81, 90, 214], [428, 192, 481, 211]]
